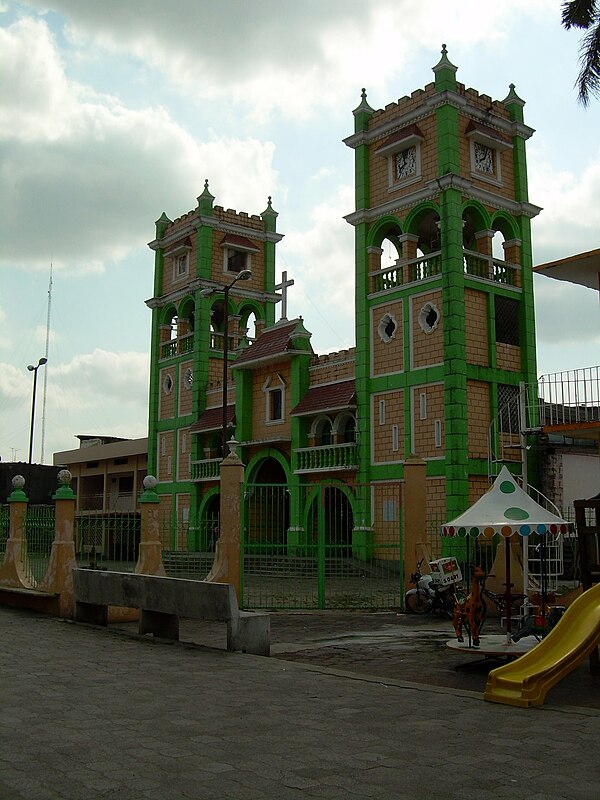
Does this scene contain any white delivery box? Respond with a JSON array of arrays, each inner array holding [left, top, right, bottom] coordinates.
[[428, 557, 462, 586]]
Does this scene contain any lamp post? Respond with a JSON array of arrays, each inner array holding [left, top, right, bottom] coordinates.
[[27, 356, 47, 463], [201, 269, 252, 456]]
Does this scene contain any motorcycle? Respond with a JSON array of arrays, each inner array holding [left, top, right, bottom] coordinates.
[[405, 558, 465, 618]]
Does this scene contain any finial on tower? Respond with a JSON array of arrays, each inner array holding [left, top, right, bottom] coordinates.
[[353, 86, 374, 118], [433, 43, 457, 74]]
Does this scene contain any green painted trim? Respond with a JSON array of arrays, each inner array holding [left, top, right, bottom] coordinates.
[[355, 143, 370, 211], [436, 104, 460, 175], [147, 306, 162, 476], [245, 448, 292, 484], [403, 201, 442, 237]]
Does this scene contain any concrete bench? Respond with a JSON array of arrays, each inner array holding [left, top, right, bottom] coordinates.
[[72, 569, 270, 656]]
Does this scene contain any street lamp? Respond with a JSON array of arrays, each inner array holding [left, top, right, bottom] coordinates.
[[27, 357, 47, 463], [200, 269, 252, 455]]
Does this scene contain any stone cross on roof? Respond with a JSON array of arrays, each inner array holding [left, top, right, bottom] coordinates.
[[275, 270, 295, 320]]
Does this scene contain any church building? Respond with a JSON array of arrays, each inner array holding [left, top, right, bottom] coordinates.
[[146, 47, 539, 565]]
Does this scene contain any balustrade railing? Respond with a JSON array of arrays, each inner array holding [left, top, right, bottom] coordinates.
[[370, 251, 441, 293], [160, 333, 194, 360], [463, 249, 520, 286], [191, 458, 221, 481], [295, 442, 358, 473]]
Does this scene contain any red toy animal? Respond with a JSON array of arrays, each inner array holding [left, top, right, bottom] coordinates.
[[452, 565, 486, 647]]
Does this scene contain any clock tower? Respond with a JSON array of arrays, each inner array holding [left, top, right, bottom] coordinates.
[[344, 46, 540, 521]]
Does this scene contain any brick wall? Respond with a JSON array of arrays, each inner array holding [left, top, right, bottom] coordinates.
[[467, 380, 490, 459], [371, 390, 404, 462], [411, 383, 444, 458], [372, 300, 403, 376], [411, 290, 444, 369], [465, 288, 489, 366]]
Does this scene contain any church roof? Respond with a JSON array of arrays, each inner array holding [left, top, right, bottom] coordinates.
[[220, 233, 260, 252], [233, 319, 311, 369], [292, 380, 356, 416], [189, 405, 235, 433]]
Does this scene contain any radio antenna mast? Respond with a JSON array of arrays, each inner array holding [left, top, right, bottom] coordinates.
[[40, 264, 52, 464]]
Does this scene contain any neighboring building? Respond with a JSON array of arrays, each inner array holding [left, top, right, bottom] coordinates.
[[53, 435, 148, 513], [146, 48, 540, 554], [0, 463, 58, 505]]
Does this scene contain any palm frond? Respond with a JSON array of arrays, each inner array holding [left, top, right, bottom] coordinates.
[[577, 20, 600, 105], [562, 0, 598, 30]]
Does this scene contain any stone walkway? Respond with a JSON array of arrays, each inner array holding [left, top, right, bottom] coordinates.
[[1, 606, 599, 799]]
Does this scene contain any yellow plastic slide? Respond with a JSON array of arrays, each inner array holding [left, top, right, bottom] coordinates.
[[484, 583, 600, 707]]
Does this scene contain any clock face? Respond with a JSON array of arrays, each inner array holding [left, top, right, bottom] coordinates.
[[474, 143, 494, 174], [395, 146, 417, 180], [184, 367, 193, 389]]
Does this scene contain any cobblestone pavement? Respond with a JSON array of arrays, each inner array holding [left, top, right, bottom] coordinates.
[[161, 609, 600, 710], [2, 606, 599, 800]]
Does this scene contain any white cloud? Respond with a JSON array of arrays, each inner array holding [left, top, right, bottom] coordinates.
[[0, 348, 149, 461], [280, 184, 355, 349], [22, 0, 555, 120], [0, 16, 279, 273], [529, 148, 600, 264]]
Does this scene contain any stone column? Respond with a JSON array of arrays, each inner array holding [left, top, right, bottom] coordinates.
[[135, 475, 166, 576], [402, 454, 428, 592], [206, 439, 244, 602], [0, 475, 33, 589], [38, 470, 78, 618]]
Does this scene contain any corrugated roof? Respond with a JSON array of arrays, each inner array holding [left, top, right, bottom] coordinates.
[[190, 405, 235, 433], [233, 320, 301, 368], [292, 380, 356, 416]]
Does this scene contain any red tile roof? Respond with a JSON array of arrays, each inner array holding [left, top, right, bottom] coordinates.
[[465, 119, 511, 145], [189, 405, 235, 433], [292, 380, 356, 416], [374, 124, 424, 154], [233, 320, 302, 368], [221, 233, 259, 252]]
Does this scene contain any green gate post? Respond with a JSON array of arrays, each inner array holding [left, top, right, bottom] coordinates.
[[317, 485, 326, 608], [38, 469, 78, 618], [0, 475, 33, 589]]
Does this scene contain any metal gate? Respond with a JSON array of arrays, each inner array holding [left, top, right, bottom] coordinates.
[[241, 481, 403, 610]]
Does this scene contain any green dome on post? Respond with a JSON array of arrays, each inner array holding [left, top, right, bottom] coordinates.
[[433, 44, 458, 92]]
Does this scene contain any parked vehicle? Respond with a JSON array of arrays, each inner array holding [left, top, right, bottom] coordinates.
[[405, 559, 465, 618]]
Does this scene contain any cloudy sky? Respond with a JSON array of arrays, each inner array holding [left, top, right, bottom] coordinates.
[[1, 0, 599, 465]]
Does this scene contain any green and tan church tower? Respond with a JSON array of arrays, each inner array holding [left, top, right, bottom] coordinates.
[[145, 46, 540, 563], [344, 45, 540, 521]]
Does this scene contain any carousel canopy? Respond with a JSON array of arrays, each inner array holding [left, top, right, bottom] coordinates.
[[441, 467, 571, 539]]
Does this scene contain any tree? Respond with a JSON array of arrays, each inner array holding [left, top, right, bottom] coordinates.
[[562, 0, 600, 105]]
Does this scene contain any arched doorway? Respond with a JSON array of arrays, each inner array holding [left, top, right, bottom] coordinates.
[[246, 456, 290, 549]]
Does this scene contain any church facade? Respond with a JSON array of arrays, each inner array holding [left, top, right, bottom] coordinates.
[[146, 47, 539, 560]]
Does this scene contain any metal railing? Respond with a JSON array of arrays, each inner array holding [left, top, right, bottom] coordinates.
[[537, 366, 600, 427], [489, 367, 600, 467], [23, 505, 55, 585], [74, 511, 141, 572]]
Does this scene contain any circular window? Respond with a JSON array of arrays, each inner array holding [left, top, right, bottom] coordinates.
[[377, 313, 397, 344], [418, 302, 440, 334], [184, 367, 193, 389], [163, 374, 173, 394]]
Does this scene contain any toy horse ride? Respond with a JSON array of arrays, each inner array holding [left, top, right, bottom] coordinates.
[[452, 565, 486, 647]]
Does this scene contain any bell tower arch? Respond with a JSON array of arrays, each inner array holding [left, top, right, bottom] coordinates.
[[344, 45, 541, 521]]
